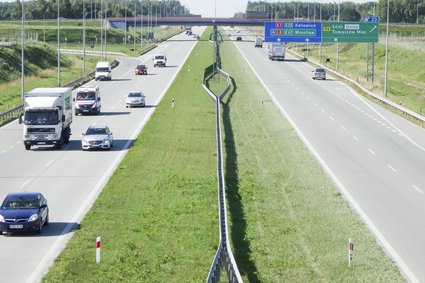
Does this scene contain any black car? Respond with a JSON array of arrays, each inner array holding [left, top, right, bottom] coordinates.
[[0, 192, 49, 234], [236, 36, 242, 41]]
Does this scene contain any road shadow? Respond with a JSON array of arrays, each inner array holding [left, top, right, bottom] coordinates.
[[64, 139, 135, 151], [221, 77, 260, 282], [98, 111, 131, 116], [126, 104, 157, 109], [110, 78, 132, 82], [1, 222, 79, 237]]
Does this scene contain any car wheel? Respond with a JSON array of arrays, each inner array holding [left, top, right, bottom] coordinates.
[[44, 213, 49, 226], [25, 144, 31, 150], [38, 221, 43, 234]]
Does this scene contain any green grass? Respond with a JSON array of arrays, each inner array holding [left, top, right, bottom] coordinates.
[[210, 37, 404, 281], [42, 27, 404, 282], [42, 30, 219, 283]]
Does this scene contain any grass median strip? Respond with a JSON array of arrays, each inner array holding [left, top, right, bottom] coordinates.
[[43, 33, 219, 282], [210, 39, 404, 281], [43, 30, 404, 282]]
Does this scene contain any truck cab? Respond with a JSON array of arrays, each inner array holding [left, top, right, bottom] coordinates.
[[73, 85, 101, 115]]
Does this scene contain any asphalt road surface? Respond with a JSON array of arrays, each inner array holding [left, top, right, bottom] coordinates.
[[228, 27, 425, 283], [0, 26, 205, 283]]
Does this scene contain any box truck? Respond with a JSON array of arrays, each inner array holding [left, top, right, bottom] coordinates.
[[268, 42, 285, 61], [19, 87, 73, 150]]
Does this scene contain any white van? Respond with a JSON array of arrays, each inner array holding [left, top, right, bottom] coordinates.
[[95, 61, 112, 81], [255, 37, 263, 48], [153, 54, 167, 67], [73, 85, 101, 115]]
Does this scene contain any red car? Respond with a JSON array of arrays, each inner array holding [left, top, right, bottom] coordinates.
[[134, 64, 148, 75]]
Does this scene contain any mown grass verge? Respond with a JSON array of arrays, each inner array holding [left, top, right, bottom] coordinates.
[[42, 30, 219, 282], [206, 37, 404, 281], [43, 27, 404, 282]]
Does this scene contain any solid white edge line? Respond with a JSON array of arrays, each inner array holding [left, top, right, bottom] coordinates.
[[233, 41, 419, 283], [25, 29, 204, 283], [412, 185, 423, 194]]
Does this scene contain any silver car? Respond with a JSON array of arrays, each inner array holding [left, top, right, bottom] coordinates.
[[312, 68, 326, 80], [81, 125, 113, 150], [126, 91, 146, 108]]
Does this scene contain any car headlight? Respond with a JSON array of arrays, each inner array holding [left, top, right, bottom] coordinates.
[[0, 214, 4, 222], [103, 138, 110, 144], [91, 103, 96, 109], [28, 214, 38, 222]]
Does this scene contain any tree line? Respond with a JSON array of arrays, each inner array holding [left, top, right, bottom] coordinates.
[[0, 0, 423, 24], [243, 1, 425, 24], [0, 0, 190, 21]]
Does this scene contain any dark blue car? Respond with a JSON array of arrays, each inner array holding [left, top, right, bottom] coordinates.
[[0, 192, 49, 235]]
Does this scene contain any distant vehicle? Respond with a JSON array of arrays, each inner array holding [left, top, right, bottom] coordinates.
[[19, 87, 72, 150], [236, 36, 242, 41], [255, 37, 263, 47], [268, 42, 285, 61], [126, 91, 146, 108], [73, 85, 101, 115], [95, 61, 112, 81], [153, 54, 167, 67], [81, 124, 113, 151], [134, 64, 148, 75], [312, 67, 326, 80], [0, 192, 49, 235], [185, 27, 192, 34]]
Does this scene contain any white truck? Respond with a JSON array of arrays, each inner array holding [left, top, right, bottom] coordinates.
[[19, 87, 73, 150], [268, 42, 286, 61]]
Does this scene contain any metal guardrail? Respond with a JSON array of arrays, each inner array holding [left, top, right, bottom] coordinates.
[[0, 60, 118, 127], [203, 65, 243, 283], [289, 49, 425, 125]]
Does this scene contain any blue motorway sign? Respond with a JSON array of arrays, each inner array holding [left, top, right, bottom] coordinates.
[[264, 21, 322, 43], [364, 16, 379, 22]]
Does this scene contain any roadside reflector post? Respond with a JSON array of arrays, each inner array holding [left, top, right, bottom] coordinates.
[[96, 236, 101, 263], [171, 98, 175, 109], [348, 238, 354, 267]]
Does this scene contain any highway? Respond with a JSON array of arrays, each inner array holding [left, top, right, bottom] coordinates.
[[0, 26, 205, 283], [228, 28, 425, 283]]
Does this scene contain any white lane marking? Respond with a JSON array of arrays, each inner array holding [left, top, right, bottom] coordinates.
[[340, 125, 346, 130], [20, 179, 31, 189], [368, 149, 376, 155], [412, 185, 423, 194], [313, 102, 317, 106], [329, 116, 335, 121], [237, 44, 420, 283], [387, 164, 397, 172], [321, 108, 325, 113], [353, 136, 359, 141], [26, 28, 205, 283], [1, 150, 7, 154], [307, 96, 311, 100], [9, 145, 15, 149], [45, 160, 54, 167]]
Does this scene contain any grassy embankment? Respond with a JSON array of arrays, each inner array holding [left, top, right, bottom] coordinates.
[[43, 27, 404, 282]]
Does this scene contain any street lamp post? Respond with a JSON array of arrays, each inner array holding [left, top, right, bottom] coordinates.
[[21, 0, 25, 99], [384, 0, 390, 97], [83, 5, 86, 75], [57, 0, 60, 87], [44, 8, 49, 42]]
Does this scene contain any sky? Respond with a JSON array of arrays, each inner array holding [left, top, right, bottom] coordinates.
[[179, 0, 375, 18], [0, 0, 376, 18]]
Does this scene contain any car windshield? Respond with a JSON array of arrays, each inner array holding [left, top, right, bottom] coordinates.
[[2, 196, 39, 209], [86, 127, 107, 135], [315, 69, 325, 73], [155, 56, 164, 60], [96, 67, 109, 72], [128, 92, 142, 97], [137, 65, 146, 69], [76, 91, 95, 100], [24, 110, 58, 125]]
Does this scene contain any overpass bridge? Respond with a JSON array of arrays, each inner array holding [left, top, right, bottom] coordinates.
[[107, 16, 272, 29]]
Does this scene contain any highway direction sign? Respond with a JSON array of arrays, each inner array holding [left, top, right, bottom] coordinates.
[[264, 21, 322, 43], [322, 22, 378, 43]]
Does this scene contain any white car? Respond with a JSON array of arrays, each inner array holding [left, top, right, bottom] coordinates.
[[81, 125, 113, 150], [153, 54, 167, 67], [126, 91, 146, 108], [312, 68, 326, 80]]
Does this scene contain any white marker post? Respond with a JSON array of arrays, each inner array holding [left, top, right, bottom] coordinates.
[[96, 236, 101, 263], [348, 238, 354, 267], [171, 98, 175, 109]]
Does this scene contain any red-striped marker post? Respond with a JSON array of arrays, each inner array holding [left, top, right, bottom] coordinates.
[[348, 238, 354, 267], [96, 236, 101, 263]]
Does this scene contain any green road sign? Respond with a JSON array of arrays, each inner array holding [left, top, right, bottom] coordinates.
[[322, 22, 378, 43]]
